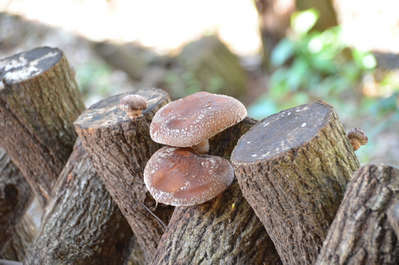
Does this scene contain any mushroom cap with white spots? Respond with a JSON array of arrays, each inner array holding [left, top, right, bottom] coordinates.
[[144, 146, 234, 206], [150, 91, 247, 147]]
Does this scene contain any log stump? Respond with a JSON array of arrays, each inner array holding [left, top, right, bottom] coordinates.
[[153, 118, 282, 265], [74, 89, 173, 263], [0, 148, 32, 253], [24, 140, 134, 265], [0, 215, 36, 261], [0, 47, 85, 206], [316, 164, 399, 265], [231, 101, 360, 265]]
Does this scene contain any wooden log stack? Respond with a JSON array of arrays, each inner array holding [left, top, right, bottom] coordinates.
[[0, 46, 398, 265]]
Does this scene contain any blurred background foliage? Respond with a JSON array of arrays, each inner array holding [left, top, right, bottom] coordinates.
[[1, 0, 399, 166], [248, 9, 399, 163]]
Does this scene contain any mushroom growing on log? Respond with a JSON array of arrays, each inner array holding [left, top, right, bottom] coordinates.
[[74, 89, 173, 263], [150, 91, 247, 154], [144, 146, 234, 206], [153, 118, 282, 265], [0, 47, 85, 206], [315, 164, 399, 265], [231, 101, 360, 265], [24, 140, 135, 265]]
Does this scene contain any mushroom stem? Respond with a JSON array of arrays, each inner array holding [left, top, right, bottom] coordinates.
[[193, 139, 209, 154]]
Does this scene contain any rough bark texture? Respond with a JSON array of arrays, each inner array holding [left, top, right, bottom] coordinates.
[[231, 102, 360, 265], [0, 148, 32, 253], [316, 164, 399, 265], [0, 215, 36, 261], [153, 118, 282, 265], [74, 89, 173, 263], [24, 140, 134, 265], [0, 47, 85, 206]]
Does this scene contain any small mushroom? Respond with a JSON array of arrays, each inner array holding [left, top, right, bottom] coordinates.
[[144, 146, 234, 206], [347, 128, 368, 151], [150, 91, 247, 153], [120, 94, 147, 118]]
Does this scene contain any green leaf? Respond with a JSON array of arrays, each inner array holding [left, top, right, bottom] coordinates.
[[248, 97, 278, 119], [271, 39, 295, 66]]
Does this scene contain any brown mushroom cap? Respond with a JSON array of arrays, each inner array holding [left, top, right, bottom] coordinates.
[[120, 94, 147, 111], [144, 146, 234, 206], [150, 91, 247, 147]]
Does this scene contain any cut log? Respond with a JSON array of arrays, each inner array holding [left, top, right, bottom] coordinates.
[[231, 101, 360, 265], [0, 47, 85, 206], [0, 215, 36, 261], [24, 140, 135, 265], [153, 118, 282, 265], [315, 164, 399, 265], [0, 148, 32, 253], [74, 89, 173, 263]]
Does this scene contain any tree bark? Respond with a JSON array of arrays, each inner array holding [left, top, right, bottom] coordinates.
[[0, 148, 32, 253], [23, 140, 135, 265], [0, 215, 36, 261], [315, 164, 399, 265], [0, 47, 85, 206], [74, 89, 173, 263], [153, 118, 282, 265], [231, 101, 360, 265]]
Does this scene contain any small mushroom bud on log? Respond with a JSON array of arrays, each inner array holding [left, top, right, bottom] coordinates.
[[347, 128, 368, 151], [120, 94, 147, 118], [150, 91, 247, 153], [144, 147, 234, 206]]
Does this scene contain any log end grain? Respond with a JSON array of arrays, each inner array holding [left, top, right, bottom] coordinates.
[[231, 101, 332, 164], [0, 47, 62, 86]]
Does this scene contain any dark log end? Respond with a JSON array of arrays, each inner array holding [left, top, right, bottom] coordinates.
[[74, 89, 169, 130], [0, 47, 62, 86], [231, 101, 332, 164]]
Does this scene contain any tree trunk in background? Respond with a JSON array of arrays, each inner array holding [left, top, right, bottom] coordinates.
[[153, 118, 282, 265], [0, 47, 85, 207], [0, 215, 36, 261], [254, 0, 338, 69], [296, 0, 338, 31], [0, 148, 32, 255], [231, 102, 359, 265], [315, 164, 399, 265], [254, 0, 295, 69], [24, 141, 135, 265], [75, 89, 173, 264]]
